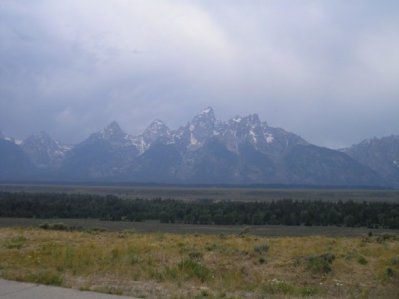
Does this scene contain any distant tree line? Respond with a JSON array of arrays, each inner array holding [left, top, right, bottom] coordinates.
[[0, 192, 398, 228]]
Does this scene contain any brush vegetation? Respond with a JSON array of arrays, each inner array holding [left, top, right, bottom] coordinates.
[[0, 227, 398, 298]]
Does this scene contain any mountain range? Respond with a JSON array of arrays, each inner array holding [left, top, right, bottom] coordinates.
[[0, 107, 398, 187]]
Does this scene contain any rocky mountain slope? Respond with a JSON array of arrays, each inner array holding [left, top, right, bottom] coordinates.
[[342, 135, 399, 187], [21, 131, 70, 169], [0, 137, 34, 180]]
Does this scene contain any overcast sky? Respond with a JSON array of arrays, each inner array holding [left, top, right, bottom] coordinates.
[[0, 0, 398, 148]]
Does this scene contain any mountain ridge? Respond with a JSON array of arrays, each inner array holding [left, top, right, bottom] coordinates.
[[342, 135, 399, 187], [0, 107, 396, 187]]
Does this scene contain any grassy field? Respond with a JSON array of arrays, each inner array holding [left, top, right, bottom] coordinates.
[[0, 227, 398, 299], [1, 183, 399, 202]]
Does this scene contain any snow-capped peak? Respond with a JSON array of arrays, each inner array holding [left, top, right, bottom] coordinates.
[[145, 119, 168, 133], [143, 119, 170, 137], [151, 119, 166, 126], [200, 106, 214, 115], [91, 121, 133, 147], [192, 106, 216, 124]]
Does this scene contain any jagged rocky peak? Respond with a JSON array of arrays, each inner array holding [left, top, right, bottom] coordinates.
[[227, 113, 261, 127], [144, 119, 169, 136], [142, 119, 170, 143], [90, 121, 132, 147], [186, 107, 217, 145], [225, 114, 263, 135], [129, 120, 171, 154], [23, 131, 53, 147], [200, 106, 215, 117], [237, 114, 264, 145], [241, 114, 261, 127], [21, 131, 68, 168], [101, 121, 125, 139], [358, 135, 399, 146], [191, 106, 216, 126]]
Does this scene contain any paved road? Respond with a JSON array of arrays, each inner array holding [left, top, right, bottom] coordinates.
[[0, 279, 136, 299]]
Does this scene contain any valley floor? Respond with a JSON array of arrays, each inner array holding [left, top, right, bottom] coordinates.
[[0, 228, 398, 299]]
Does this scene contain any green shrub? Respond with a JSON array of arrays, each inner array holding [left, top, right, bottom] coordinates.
[[258, 257, 266, 264], [177, 258, 211, 282], [39, 223, 50, 229], [306, 253, 335, 274], [254, 244, 269, 254], [385, 267, 395, 278], [390, 256, 399, 266], [188, 250, 203, 260], [204, 243, 217, 252], [298, 286, 323, 297], [357, 256, 368, 265]]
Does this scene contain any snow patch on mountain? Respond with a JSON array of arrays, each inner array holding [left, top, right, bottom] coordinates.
[[200, 106, 213, 115], [265, 133, 274, 143], [130, 136, 147, 154], [249, 129, 257, 143], [190, 133, 198, 146], [232, 116, 242, 123], [129, 119, 172, 154]]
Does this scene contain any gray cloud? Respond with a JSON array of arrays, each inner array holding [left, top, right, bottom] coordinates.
[[0, 0, 398, 148]]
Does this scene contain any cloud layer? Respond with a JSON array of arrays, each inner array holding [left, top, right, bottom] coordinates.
[[1, 0, 398, 148]]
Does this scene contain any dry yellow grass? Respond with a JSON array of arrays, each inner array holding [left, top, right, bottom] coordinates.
[[0, 227, 398, 299]]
